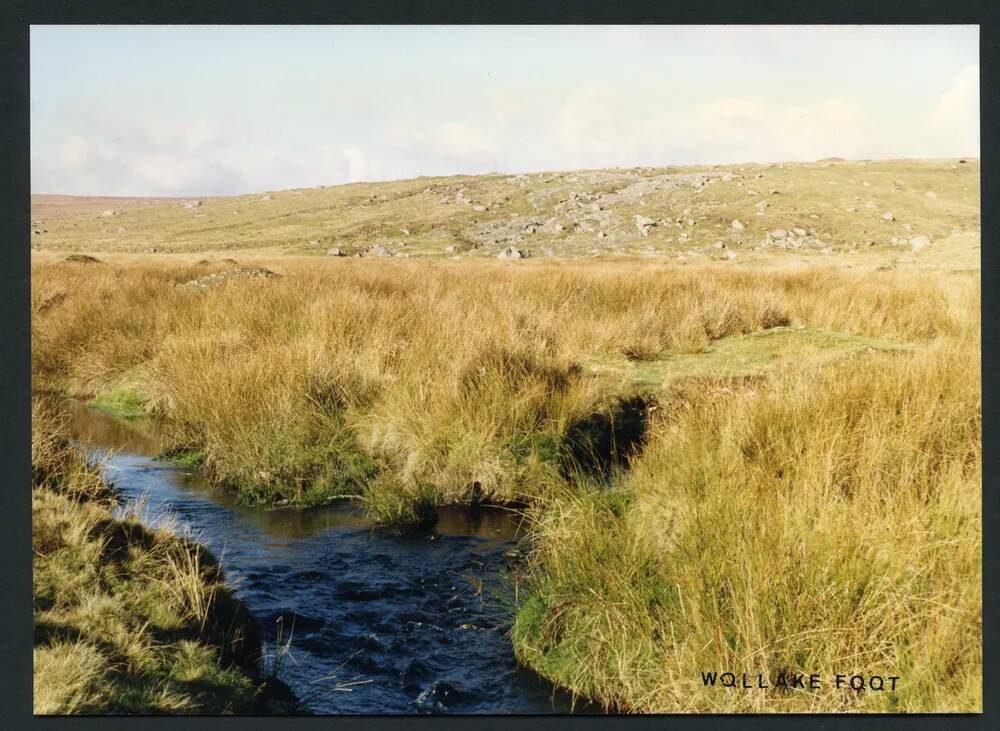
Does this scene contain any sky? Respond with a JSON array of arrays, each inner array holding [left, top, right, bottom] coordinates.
[[30, 25, 979, 197]]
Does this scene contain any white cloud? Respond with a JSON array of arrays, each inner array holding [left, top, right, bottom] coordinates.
[[642, 96, 873, 164], [32, 66, 980, 195], [547, 86, 881, 168], [387, 118, 503, 176], [928, 66, 979, 156], [30, 25, 980, 195], [553, 86, 642, 168], [33, 117, 371, 195]]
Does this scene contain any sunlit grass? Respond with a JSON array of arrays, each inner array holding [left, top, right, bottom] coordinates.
[[32, 402, 270, 714], [31, 248, 980, 712]]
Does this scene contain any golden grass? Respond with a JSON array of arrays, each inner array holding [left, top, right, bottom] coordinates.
[[33, 256, 966, 512], [513, 298, 980, 712], [31, 401, 270, 714], [32, 250, 980, 712]]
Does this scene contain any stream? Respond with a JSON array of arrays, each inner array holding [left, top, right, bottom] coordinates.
[[58, 400, 585, 714]]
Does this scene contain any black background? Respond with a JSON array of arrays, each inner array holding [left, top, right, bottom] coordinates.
[[0, 2, 995, 729]]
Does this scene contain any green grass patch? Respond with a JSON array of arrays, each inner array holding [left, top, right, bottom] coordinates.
[[89, 387, 149, 419], [584, 326, 909, 390], [169, 447, 207, 468]]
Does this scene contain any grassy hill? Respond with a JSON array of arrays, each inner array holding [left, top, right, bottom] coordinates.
[[31, 158, 979, 269]]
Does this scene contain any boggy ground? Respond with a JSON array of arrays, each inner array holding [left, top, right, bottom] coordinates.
[[30, 158, 981, 713], [32, 401, 293, 714]]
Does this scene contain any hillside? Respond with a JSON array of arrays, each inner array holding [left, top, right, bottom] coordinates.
[[30, 159, 980, 269]]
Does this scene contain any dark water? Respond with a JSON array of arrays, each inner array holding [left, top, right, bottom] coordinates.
[[59, 401, 584, 715]]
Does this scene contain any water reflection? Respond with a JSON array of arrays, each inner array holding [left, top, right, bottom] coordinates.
[[57, 397, 525, 543]]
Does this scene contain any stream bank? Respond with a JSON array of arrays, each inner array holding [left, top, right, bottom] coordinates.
[[60, 399, 587, 714]]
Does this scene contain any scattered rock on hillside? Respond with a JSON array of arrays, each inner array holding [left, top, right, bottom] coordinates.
[[177, 267, 280, 289], [731, 219, 744, 230], [465, 216, 544, 247], [925, 191, 938, 199], [369, 245, 392, 257], [540, 218, 564, 234], [101, 210, 117, 217], [327, 248, 342, 257], [757, 227, 829, 251], [498, 246, 527, 260], [634, 215, 656, 236], [63, 254, 102, 264], [909, 235, 931, 252], [882, 212, 895, 221]]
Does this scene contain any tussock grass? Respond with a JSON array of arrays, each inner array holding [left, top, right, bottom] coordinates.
[[32, 253, 980, 712], [32, 401, 276, 714], [32, 257, 965, 518], [514, 331, 980, 712]]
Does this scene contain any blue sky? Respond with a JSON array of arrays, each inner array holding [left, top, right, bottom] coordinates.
[[31, 25, 979, 196]]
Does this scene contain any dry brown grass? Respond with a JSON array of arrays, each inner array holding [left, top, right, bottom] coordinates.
[[32, 252, 980, 712], [513, 284, 980, 713], [32, 256, 966, 513]]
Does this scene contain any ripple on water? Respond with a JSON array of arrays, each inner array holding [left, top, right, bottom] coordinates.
[[59, 400, 583, 715]]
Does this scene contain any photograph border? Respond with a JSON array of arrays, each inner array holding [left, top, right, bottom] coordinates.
[[1, 2, 995, 729]]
